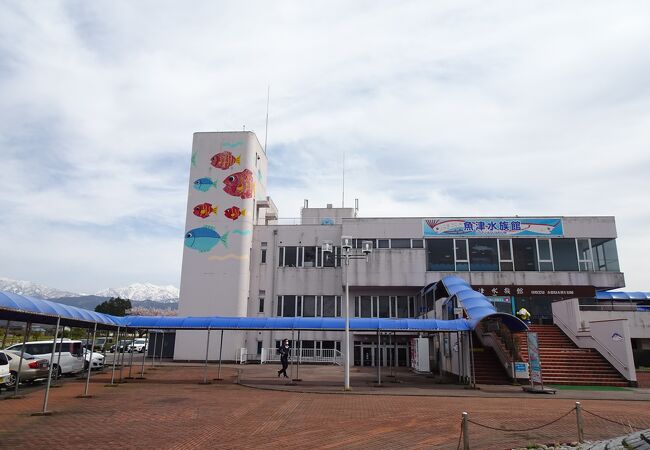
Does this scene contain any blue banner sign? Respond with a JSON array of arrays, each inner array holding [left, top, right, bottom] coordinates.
[[423, 218, 563, 237]]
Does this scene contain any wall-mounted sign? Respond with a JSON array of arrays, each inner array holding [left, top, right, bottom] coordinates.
[[472, 285, 596, 298], [423, 218, 563, 237]]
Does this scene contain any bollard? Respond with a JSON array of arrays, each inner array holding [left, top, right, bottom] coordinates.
[[236, 368, 242, 384], [576, 402, 584, 443], [462, 412, 470, 450]]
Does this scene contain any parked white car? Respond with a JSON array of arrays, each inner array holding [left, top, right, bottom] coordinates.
[[5, 340, 84, 377], [128, 338, 148, 353], [83, 348, 105, 370], [0, 352, 10, 386]]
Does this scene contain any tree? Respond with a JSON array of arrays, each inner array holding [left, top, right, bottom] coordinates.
[[95, 297, 132, 316]]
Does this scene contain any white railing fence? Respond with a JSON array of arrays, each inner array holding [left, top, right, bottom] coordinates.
[[244, 348, 343, 365]]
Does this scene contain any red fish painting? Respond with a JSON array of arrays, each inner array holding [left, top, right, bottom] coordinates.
[[223, 169, 255, 199], [193, 202, 218, 219], [224, 206, 246, 221], [210, 151, 241, 170]]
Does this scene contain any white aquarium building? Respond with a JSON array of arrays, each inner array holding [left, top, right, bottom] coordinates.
[[174, 131, 629, 371]]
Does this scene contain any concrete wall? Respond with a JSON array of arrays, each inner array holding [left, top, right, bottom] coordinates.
[[175, 132, 268, 361], [581, 310, 650, 340]]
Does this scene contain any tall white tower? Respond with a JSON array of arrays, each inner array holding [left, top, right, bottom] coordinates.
[[174, 131, 268, 360]]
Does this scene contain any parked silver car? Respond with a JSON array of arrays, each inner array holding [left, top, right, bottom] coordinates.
[[0, 350, 50, 387]]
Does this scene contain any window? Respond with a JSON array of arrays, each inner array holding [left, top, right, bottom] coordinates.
[[513, 238, 538, 271], [303, 295, 316, 317], [391, 239, 411, 248], [303, 246, 317, 267], [322, 246, 339, 267], [396, 296, 409, 318], [258, 298, 264, 313], [577, 239, 593, 271], [354, 239, 375, 249], [323, 296, 336, 317], [279, 246, 298, 267], [261, 249, 267, 264], [282, 295, 296, 317], [426, 239, 454, 271], [378, 296, 390, 318], [454, 239, 469, 271], [498, 239, 514, 271], [377, 239, 390, 248], [356, 296, 373, 318], [552, 238, 579, 271], [0, 353, 8, 365], [468, 239, 499, 271], [411, 239, 424, 248], [591, 238, 620, 271], [256, 341, 263, 355], [537, 239, 553, 271]]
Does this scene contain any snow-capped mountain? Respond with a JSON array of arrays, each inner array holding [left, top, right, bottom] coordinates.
[[95, 283, 179, 303], [0, 277, 80, 299]]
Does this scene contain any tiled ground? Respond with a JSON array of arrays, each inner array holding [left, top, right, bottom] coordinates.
[[1, 364, 649, 450]]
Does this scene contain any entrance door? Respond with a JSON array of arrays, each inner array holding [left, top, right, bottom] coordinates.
[[362, 347, 373, 366]]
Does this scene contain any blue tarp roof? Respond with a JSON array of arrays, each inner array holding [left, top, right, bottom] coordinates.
[[1, 278, 529, 332], [0, 291, 471, 332], [596, 291, 650, 301], [0, 292, 122, 328], [440, 276, 529, 332]]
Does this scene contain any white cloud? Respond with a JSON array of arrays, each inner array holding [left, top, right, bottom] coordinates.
[[0, 1, 649, 290]]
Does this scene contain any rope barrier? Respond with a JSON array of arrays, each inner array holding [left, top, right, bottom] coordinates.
[[467, 408, 575, 433], [583, 408, 640, 431], [456, 423, 463, 450]]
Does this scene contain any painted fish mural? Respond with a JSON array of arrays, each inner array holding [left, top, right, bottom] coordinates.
[[184, 226, 229, 253], [223, 168, 255, 199], [223, 141, 243, 149], [193, 177, 219, 192], [224, 206, 246, 221], [193, 202, 218, 219], [210, 151, 241, 170]]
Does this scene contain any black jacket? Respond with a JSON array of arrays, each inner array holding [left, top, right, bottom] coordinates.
[[278, 345, 290, 361]]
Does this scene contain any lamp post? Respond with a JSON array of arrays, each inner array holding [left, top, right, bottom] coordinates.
[[323, 236, 372, 391]]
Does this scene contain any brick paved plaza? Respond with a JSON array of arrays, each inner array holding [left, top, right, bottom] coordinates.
[[1, 364, 649, 449]]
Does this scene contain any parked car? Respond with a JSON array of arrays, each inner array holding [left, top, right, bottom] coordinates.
[[128, 338, 148, 353], [0, 350, 49, 387], [83, 348, 105, 370], [0, 352, 10, 387], [93, 337, 113, 352], [110, 340, 132, 353], [5, 340, 84, 377]]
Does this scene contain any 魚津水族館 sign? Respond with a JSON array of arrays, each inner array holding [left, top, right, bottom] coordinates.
[[423, 218, 563, 237]]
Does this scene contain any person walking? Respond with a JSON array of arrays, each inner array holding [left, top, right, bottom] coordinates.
[[277, 339, 290, 378]]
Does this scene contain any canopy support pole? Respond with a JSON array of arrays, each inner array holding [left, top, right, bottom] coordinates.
[[295, 330, 302, 381], [126, 329, 135, 379], [138, 330, 148, 379], [53, 325, 64, 386], [387, 332, 394, 378], [201, 328, 211, 384], [214, 330, 224, 381], [150, 332, 157, 369], [159, 331, 164, 364], [80, 323, 97, 397], [375, 329, 381, 386], [110, 326, 120, 385], [469, 331, 476, 389], [13, 322, 31, 397], [33, 316, 60, 416]]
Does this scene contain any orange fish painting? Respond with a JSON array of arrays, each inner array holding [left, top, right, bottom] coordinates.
[[210, 151, 241, 170], [193, 202, 218, 219], [223, 169, 255, 199], [224, 206, 246, 221]]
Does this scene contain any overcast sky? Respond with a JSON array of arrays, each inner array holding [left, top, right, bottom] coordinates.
[[0, 1, 649, 293]]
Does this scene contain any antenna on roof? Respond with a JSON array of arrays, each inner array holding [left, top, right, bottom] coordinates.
[[264, 85, 270, 153], [342, 152, 345, 208]]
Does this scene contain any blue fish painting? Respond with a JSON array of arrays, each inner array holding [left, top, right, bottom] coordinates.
[[193, 177, 218, 192], [184, 226, 229, 253]]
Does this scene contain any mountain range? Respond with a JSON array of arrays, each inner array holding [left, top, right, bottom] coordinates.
[[0, 277, 179, 311]]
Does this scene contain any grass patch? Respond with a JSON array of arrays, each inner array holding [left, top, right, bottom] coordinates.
[[547, 384, 629, 391]]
